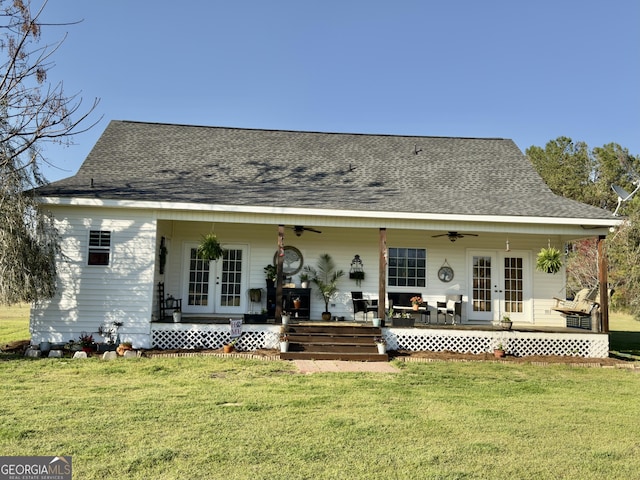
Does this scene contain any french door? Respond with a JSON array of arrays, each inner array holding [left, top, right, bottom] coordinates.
[[468, 250, 531, 323], [182, 243, 246, 314]]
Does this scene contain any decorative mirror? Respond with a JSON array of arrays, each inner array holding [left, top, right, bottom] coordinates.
[[437, 259, 454, 283], [274, 246, 303, 275]]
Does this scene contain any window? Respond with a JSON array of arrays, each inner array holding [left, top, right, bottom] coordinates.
[[88, 230, 111, 266], [388, 247, 426, 287]]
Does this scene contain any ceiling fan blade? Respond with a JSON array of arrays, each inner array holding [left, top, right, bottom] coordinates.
[[431, 233, 449, 238], [304, 227, 322, 234]]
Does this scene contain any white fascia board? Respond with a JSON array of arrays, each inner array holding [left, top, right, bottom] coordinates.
[[39, 196, 623, 228]]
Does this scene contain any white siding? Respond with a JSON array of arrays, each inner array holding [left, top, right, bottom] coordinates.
[[31, 207, 157, 348]]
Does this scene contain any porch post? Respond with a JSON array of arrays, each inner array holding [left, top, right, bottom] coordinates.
[[378, 228, 387, 319], [597, 235, 609, 333], [275, 225, 285, 322]]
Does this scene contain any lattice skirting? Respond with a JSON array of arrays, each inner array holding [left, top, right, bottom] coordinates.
[[152, 324, 280, 350], [151, 325, 609, 358], [384, 328, 609, 358]]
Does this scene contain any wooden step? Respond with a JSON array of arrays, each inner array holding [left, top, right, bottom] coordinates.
[[280, 351, 389, 362], [280, 324, 388, 362]]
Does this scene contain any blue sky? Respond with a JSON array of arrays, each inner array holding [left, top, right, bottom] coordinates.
[[36, 0, 639, 182]]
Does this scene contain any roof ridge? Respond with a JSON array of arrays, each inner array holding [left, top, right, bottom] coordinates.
[[113, 119, 508, 142]]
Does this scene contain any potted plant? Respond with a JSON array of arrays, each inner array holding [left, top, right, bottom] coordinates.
[[264, 264, 277, 288], [223, 337, 239, 353], [536, 246, 563, 274], [303, 253, 344, 321], [374, 336, 386, 355], [299, 273, 310, 289], [281, 311, 290, 325], [500, 314, 512, 330], [197, 233, 225, 261], [410, 296, 423, 311], [173, 307, 182, 323], [349, 270, 365, 286], [393, 311, 415, 327], [279, 329, 290, 353], [78, 333, 94, 353], [493, 342, 506, 358], [116, 341, 133, 356]]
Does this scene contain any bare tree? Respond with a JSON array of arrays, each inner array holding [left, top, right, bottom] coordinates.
[[0, 0, 99, 304]]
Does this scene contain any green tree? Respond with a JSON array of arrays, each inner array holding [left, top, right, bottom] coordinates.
[[526, 137, 594, 203], [528, 137, 640, 318], [0, 0, 98, 304]]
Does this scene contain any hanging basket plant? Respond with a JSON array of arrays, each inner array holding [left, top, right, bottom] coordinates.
[[536, 246, 563, 274], [349, 271, 365, 286], [197, 233, 225, 261]]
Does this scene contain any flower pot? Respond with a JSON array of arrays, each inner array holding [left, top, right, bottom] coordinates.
[[293, 299, 301, 309], [116, 344, 132, 356], [376, 343, 386, 354], [249, 289, 262, 303], [280, 341, 289, 353], [282, 315, 290, 325], [301, 281, 309, 289], [494, 349, 505, 358], [501, 321, 512, 330], [372, 317, 381, 327], [223, 344, 234, 353], [321, 312, 332, 321], [173, 311, 182, 323]]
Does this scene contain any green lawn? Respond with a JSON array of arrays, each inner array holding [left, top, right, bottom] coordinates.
[[1, 306, 640, 479], [0, 303, 30, 344]]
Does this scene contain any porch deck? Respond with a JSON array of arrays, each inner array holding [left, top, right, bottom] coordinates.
[[151, 319, 609, 358]]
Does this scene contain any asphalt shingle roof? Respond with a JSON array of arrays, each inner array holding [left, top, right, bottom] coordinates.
[[38, 120, 615, 220]]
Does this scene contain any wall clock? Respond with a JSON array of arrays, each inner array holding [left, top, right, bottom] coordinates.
[[274, 246, 303, 275], [437, 261, 454, 283]]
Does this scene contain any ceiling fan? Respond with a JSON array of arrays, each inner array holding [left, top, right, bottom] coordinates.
[[289, 225, 322, 237], [432, 231, 479, 242]]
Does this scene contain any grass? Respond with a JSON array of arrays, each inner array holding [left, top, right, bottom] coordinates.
[[0, 303, 30, 344], [1, 306, 639, 479], [1, 354, 639, 479]]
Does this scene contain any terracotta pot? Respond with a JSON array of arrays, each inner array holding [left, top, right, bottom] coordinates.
[[494, 349, 505, 358], [116, 344, 132, 356], [293, 300, 301, 309], [223, 344, 234, 353]]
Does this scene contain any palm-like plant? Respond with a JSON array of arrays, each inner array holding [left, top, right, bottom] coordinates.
[[303, 253, 344, 314]]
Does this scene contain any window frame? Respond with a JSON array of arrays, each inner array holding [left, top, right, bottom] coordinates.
[[387, 247, 427, 288], [87, 230, 112, 266]]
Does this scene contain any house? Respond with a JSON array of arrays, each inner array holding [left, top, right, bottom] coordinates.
[[31, 120, 621, 352]]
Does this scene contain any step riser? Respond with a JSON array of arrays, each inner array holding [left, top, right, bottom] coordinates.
[[281, 352, 389, 362], [287, 336, 380, 345], [289, 345, 382, 353]]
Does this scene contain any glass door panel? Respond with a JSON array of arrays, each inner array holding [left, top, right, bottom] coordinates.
[[216, 248, 244, 312], [183, 245, 213, 314]]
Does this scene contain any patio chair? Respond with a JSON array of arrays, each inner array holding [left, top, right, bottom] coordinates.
[[351, 292, 378, 321], [436, 295, 462, 324]]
